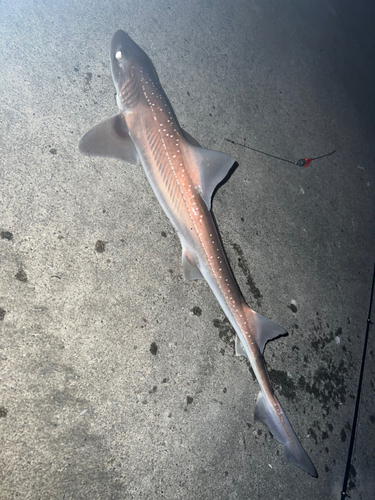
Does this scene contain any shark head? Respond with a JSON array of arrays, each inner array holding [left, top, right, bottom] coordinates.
[[110, 30, 157, 113]]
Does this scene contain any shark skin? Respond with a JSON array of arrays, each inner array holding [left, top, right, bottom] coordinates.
[[79, 30, 317, 477]]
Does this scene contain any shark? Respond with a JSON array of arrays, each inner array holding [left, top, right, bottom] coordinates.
[[79, 30, 317, 477]]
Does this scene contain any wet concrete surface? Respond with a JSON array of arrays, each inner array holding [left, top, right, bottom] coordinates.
[[1, 0, 374, 498]]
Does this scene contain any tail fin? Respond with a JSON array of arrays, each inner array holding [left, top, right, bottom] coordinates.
[[255, 391, 318, 477]]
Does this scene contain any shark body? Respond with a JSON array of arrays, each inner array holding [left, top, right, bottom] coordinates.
[[79, 30, 317, 477]]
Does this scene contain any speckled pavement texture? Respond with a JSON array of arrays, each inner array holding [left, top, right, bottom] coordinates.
[[1, 0, 374, 499]]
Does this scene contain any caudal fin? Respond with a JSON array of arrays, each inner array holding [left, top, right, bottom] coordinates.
[[255, 391, 318, 477]]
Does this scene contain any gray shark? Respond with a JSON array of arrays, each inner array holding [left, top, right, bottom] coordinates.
[[79, 30, 317, 477]]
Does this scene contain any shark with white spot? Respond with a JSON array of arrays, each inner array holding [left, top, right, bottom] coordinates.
[[79, 30, 317, 477]]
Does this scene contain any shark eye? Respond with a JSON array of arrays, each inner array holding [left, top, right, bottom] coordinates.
[[115, 50, 122, 61]]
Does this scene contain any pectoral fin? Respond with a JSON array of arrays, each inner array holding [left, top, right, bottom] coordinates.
[[79, 114, 139, 164]]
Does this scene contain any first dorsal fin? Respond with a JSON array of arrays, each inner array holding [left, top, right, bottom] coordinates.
[[181, 129, 201, 148], [189, 146, 235, 210]]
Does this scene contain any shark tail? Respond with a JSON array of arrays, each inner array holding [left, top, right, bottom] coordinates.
[[254, 390, 318, 477]]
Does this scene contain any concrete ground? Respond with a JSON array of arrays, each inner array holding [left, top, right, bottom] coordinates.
[[1, 0, 374, 498]]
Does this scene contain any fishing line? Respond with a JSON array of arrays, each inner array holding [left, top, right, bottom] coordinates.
[[340, 262, 375, 499], [224, 138, 336, 168]]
